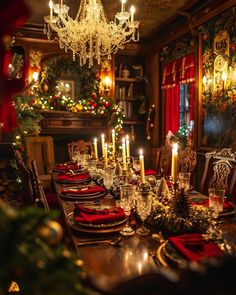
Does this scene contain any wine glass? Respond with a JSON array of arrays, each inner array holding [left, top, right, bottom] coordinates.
[[103, 168, 114, 198], [136, 191, 152, 236], [119, 184, 135, 236], [132, 157, 140, 173], [87, 158, 97, 178], [178, 172, 191, 192]]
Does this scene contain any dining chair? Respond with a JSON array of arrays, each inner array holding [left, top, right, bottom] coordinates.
[[67, 140, 92, 160], [25, 136, 55, 191], [14, 151, 35, 206], [155, 145, 172, 177], [200, 148, 236, 202], [178, 147, 197, 174], [30, 160, 61, 212]]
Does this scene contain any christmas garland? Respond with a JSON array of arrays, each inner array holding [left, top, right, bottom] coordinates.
[[38, 56, 100, 99]]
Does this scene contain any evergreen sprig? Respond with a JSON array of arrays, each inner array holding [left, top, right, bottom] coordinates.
[[0, 201, 98, 295]]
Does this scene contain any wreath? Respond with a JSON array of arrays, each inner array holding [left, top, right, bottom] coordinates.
[[38, 56, 100, 99]]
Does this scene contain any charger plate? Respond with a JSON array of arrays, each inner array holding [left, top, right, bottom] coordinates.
[[59, 189, 107, 201], [156, 241, 188, 268], [67, 212, 126, 233], [56, 177, 91, 184]]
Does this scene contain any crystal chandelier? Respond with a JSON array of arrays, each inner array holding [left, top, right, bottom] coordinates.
[[44, 0, 139, 67]]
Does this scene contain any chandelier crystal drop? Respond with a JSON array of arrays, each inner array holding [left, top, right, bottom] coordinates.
[[44, 0, 139, 67]]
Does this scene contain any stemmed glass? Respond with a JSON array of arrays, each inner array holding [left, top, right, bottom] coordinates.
[[103, 168, 114, 198], [119, 184, 135, 236], [178, 172, 191, 192], [132, 157, 140, 173], [87, 159, 97, 178], [136, 191, 152, 236]]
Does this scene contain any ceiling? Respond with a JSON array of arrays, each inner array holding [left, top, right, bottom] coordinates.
[[25, 0, 200, 41]]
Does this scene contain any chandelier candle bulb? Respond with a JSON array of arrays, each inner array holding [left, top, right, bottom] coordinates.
[[139, 149, 145, 183], [49, 1, 53, 19], [121, 0, 126, 13], [126, 135, 130, 158], [104, 143, 108, 168], [112, 129, 116, 158], [171, 143, 178, 183], [94, 138, 98, 160], [130, 5, 135, 22], [101, 134, 105, 157], [122, 137, 127, 170]]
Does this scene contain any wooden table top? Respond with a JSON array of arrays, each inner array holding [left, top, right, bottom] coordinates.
[[53, 179, 236, 294]]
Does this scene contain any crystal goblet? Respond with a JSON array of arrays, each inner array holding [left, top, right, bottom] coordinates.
[[119, 184, 135, 236], [136, 191, 152, 236]]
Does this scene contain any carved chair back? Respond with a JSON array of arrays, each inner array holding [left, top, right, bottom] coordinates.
[[68, 140, 92, 160], [178, 147, 197, 173], [155, 145, 172, 177], [200, 148, 236, 202]]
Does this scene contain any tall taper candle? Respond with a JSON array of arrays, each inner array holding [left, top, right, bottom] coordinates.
[[112, 129, 116, 158], [139, 149, 145, 183], [94, 138, 98, 160], [171, 143, 178, 182], [101, 134, 105, 157], [126, 135, 130, 158], [104, 143, 108, 168], [122, 137, 127, 169]]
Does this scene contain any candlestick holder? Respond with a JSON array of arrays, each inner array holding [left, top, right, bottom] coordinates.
[[137, 181, 151, 194]]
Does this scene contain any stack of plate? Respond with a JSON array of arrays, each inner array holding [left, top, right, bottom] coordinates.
[[67, 210, 126, 234], [59, 185, 107, 201], [55, 173, 91, 184]]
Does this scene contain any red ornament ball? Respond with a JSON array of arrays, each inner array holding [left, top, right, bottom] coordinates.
[[91, 92, 97, 100], [104, 101, 110, 108]]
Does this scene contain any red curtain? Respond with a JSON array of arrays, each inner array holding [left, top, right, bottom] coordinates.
[[0, 0, 30, 132], [162, 53, 195, 135], [165, 85, 180, 135]]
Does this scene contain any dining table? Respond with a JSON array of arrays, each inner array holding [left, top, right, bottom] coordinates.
[[52, 163, 236, 295]]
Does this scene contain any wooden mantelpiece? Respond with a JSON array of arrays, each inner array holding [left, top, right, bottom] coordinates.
[[39, 110, 109, 135]]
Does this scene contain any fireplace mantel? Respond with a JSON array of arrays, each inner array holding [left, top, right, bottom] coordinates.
[[39, 110, 109, 135]]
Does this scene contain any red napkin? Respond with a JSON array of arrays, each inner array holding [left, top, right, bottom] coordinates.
[[74, 206, 126, 224], [61, 185, 105, 195], [53, 163, 78, 172], [145, 169, 157, 175], [191, 199, 235, 210], [168, 234, 223, 262], [135, 169, 157, 175], [56, 172, 90, 181]]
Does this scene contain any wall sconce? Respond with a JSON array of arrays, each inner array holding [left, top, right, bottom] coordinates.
[[32, 71, 39, 82], [103, 75, 111, 95]]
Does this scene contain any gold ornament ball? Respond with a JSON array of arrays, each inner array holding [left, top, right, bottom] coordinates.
[[43, 84, 49, 92], [37, 220, 63, 245], [76, 104, 83, 111]]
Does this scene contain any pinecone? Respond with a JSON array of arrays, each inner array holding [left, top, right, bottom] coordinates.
[[172, 189, 192, 219]]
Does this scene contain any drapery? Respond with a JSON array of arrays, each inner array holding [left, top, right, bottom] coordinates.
[[162, 53, 195, 135], [165, 85, 180, 135], [0, 0, 30, 132]]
